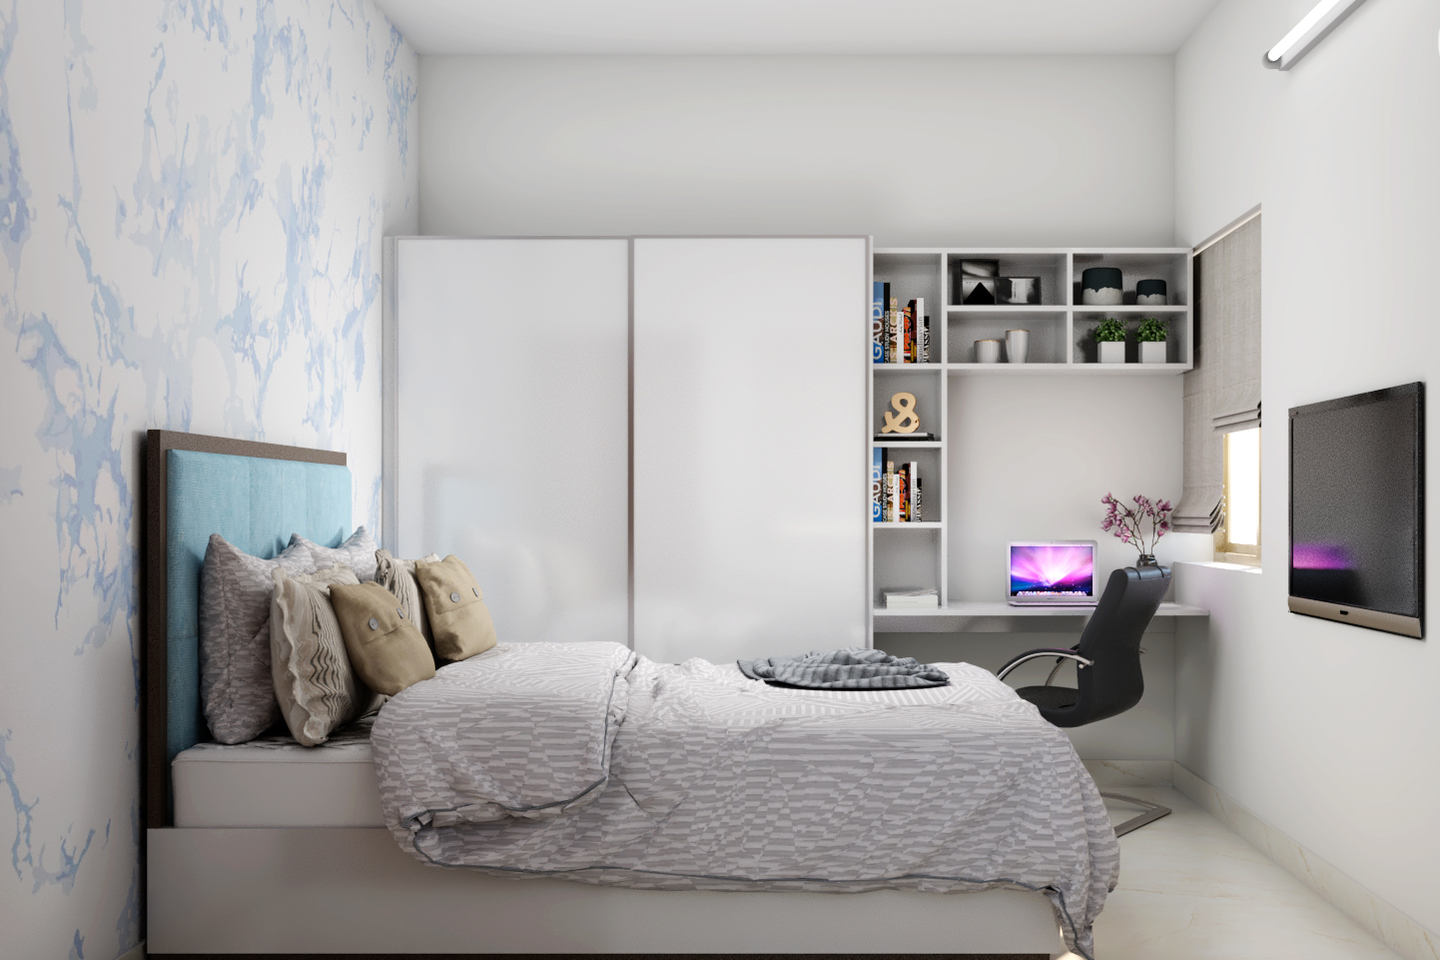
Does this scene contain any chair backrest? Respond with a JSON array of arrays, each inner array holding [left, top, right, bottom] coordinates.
[[1040, 565, 1171, 728]]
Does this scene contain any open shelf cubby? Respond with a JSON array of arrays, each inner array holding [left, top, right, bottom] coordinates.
[[868, 246, 1192, 623]]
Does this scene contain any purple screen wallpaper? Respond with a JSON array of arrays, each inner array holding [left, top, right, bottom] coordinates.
[[1011, 544, 1094, 595], [1292, 542, 1353, 570]]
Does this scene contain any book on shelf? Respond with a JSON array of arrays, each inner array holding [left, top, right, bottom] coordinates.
[[909, 461, 920, 522], [871, 294, 932, 364], [872, 281, 888, 363], [916, 299, 931, 363], [897, 463, 910, 522], [906, 298, 927, 363], [881, 296, 892, 364], [884, 460, 897, 522], [871, 447, 882, 522], [875, 432, 936, 442], [883, 588, 940, 610], [904, 303, 914, 364]]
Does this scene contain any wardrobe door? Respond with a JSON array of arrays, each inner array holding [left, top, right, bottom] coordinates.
[[632, 237, 870, 664], [389, 238, 630, 646]]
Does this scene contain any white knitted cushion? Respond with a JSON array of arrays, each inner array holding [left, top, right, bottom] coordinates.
[[270, 565, 380, 747], [290, 527, 379, 582]]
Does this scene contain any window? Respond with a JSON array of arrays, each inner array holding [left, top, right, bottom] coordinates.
[[1174, 208, 1261, 562], [1219, 426, 1260, 563]]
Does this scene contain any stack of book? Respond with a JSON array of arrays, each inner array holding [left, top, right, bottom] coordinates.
[[872, 282, 930, 364], [872, 451, 921, 523], [883, 588, 940, 610]]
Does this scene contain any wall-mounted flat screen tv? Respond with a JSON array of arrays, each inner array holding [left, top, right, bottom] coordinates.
[[1289, 382, 1425, 638]]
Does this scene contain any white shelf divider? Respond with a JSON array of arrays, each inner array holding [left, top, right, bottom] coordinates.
[[870, 246, 1195, 642]]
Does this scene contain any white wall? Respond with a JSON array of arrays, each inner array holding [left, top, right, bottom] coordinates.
[[1173, 0, 1440, 936], [420, 53, 1185, 760], [885, 372, 1186, 762], [419, 55, 1174, 247], [0, 3, 417, 957]]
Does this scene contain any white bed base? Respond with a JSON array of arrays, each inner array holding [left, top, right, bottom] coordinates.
[[148, 827, 1068, 956]]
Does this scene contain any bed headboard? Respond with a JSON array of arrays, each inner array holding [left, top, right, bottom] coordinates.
[[144, 430, 350, 828]]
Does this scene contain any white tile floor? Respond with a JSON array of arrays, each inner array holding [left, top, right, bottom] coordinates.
[[1086, 786, 1401, 959]]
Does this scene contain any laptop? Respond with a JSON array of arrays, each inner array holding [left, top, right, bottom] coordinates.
[[1007, 540, 1099, 606]]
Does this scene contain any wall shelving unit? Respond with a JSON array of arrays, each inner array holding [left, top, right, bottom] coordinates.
[[869, 246, 1194, 627]]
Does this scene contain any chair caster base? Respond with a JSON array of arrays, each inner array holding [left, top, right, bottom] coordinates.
[[1101, 791, 1172, 837]]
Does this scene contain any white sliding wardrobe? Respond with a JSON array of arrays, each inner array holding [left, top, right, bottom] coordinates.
[[631, 238, 870, 662], [387, 238, 632, 647], [386, 236, 869, 664]]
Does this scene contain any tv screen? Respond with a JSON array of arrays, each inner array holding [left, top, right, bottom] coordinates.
[[1289, 382, 1424, 638]]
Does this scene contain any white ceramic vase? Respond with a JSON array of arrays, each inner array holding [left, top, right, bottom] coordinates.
[[1005, 329, 1029, 363], [1099, 341, 1126, 364], [1140, 341, 1167, 364], [975, 339, 1001, 363]]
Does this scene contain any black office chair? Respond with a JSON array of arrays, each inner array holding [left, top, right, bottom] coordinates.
[[996, 564, 1173, 837]]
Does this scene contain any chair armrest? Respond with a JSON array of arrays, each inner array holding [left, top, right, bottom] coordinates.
[[995, 649, 1095, 681]]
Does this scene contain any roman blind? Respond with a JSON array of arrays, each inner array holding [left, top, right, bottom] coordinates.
[[1175, 213, 1261, 534]]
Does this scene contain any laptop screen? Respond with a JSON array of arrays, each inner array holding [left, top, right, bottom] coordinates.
[[1009, 541, 1096, 601]]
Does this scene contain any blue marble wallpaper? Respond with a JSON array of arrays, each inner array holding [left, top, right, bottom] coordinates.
[[0, 2, 417, 956]]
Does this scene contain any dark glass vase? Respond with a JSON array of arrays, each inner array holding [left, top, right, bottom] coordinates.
[[1136, 553, 1158, 567]]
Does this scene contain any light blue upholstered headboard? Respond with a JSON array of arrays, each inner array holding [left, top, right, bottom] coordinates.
[[163, 449, 352, 767]]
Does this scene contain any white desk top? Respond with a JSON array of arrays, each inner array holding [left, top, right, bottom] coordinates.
[[873, 601, 1208, 633]]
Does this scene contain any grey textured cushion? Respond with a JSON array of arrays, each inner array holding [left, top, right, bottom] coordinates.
[[291, 527, 378, 582], [199, 534, 317, 744], [375, 549, 441, 660], [270, 565, 381, 746]]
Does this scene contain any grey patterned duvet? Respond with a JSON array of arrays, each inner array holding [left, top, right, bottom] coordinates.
[[371, 642, 1118, 959]]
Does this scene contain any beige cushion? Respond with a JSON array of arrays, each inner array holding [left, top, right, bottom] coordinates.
[[270, 565, 379, 746], [290, 527, 379, 582], [375, 549, 441, 661], [200, 534, 316, 744], [330, 582, 437, 696], [415, 555, 498, 661]]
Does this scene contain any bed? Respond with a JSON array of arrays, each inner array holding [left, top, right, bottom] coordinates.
[[143, 430, 1109, 959]]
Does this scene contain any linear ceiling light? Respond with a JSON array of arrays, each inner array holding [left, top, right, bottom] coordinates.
[[1264, 0, 1370, 69]]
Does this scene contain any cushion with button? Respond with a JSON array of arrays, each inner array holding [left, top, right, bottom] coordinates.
[[330, 580, 437, 696], [414, 555, 498, 662], [270, 565, 380, 747]]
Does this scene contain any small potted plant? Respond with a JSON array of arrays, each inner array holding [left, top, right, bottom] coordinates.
[[1137, 316, 1168, 364], [1101, 493, 1172, 566], [1092, 317, 1127, 363]]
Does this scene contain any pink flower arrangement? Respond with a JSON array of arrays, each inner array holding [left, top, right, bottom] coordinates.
[[1101, 493, 1173, 556]]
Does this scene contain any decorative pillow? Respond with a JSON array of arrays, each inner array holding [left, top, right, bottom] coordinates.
[[270, 565, 379, 746], [415, 555, 498, 661], [290, 526, 379, 582], [330, 581, 437, 696], [199, 533, 317, 744], [375, 549, 442, 659]]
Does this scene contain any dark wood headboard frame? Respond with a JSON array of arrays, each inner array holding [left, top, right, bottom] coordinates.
[[143, 430, 346, 830]]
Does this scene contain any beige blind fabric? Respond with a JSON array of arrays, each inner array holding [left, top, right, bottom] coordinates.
[[1175, 215, 1261, 533]]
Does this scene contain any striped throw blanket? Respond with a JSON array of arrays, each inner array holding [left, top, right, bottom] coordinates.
[[737, 648, 949, 689]]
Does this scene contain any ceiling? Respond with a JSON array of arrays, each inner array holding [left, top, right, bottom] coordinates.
[[373, 0, 1224, 56]]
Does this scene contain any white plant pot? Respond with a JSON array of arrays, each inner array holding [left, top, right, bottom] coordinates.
[[1141, 341, 1167, 364], [1098, 341, 1126, 364]]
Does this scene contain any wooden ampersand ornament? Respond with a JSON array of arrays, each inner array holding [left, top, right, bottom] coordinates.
[[881, 392, 920, 434]]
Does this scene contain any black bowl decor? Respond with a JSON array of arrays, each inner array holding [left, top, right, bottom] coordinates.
[[1136, 279, 1168, 305], [1081, 267, 1123, 305]]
